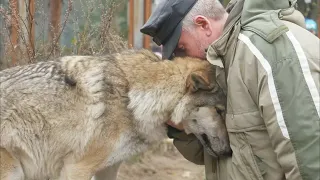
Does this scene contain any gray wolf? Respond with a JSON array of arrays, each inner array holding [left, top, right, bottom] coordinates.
[[0, 49, 230, 179]]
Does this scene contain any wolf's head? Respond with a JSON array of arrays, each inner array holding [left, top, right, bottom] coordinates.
[[171, 57, 231, 157], [125, 51, 231, 157]]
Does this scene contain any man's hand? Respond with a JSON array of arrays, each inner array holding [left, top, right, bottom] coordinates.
[[166, 120, 184, 130]]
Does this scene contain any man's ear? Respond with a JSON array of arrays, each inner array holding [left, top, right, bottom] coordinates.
[[194, 15, 212, 36], [186, 71, 212, 93]]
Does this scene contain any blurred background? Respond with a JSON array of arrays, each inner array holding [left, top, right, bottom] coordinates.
[[0, 0, 318, 70], [0, 0, 318, 179]]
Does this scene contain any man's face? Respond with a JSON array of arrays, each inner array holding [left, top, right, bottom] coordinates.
[[175, 29, 209, 59], [174, 16, 225, 59]]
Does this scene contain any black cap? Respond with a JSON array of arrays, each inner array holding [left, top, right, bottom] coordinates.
[[140, 0, 197, 59]]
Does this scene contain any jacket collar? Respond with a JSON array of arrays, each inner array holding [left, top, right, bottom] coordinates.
[[206, 0, 243, 68]]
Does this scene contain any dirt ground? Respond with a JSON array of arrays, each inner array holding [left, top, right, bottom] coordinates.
[[117, 139, 205, 180]]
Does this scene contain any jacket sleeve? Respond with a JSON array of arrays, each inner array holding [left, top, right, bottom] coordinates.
[[238, 31, 320, 180], [167, 126, 205, 165]]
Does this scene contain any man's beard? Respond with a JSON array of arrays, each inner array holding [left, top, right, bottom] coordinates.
[[195, 38, 208, 59]]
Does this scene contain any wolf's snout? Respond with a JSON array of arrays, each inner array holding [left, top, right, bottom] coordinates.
[[199, 133, 232, 157], [201, 134, 210, 144], [220, 140, 232, 156], [220, 138, 232, 157], [223, 147, 233, 156]]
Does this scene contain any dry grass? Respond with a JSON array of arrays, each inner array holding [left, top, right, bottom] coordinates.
[[0, 0, 128, 70]]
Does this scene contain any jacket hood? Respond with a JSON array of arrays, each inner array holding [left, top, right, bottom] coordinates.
[[206, 0, 306, 67], [241, 0, 305, 28], [206, 0, 243, 68]]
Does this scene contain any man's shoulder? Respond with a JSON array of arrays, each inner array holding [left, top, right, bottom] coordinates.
[[236, 18, 319, 80], [238, 18, 318, 63], [239, 8, 309, 45], [240, 11, 289, 44]]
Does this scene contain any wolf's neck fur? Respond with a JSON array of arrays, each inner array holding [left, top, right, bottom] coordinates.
[[115, 51, 190, 141]]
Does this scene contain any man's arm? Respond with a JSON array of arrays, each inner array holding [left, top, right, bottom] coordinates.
[[167, 126, 205, 165]]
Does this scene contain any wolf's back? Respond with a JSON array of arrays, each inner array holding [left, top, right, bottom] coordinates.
[[0, 56, 129, 145], [0, 61, 79, 143]]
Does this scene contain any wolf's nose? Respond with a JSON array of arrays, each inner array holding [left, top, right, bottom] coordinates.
[[223, 148, 233, 156]]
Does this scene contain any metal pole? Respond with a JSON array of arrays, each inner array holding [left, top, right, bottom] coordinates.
[[143, 0, 151, 49], [9, 0, 19, 65], [128, 0, 134, 48], [28, 0, 35, 58], [49, 0, 62, 55]]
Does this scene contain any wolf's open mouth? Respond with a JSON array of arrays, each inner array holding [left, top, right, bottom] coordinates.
[[201, 134, 210, 145], [196, 133, 218, 158]]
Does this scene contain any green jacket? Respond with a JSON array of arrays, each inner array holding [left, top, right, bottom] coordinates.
[[169, 0, 320, 180]]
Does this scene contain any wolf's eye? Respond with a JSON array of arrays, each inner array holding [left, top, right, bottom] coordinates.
[[192, 119, 197, 123]]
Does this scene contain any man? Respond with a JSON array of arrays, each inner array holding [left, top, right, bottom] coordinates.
[[140, 0, 320, 180]]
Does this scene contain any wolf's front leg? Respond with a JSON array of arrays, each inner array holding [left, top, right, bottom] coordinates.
[[59, 161, 102, 180], [91, 162, 122, 180], [59, 147, 111, 180], [0, 148, 24, 180]]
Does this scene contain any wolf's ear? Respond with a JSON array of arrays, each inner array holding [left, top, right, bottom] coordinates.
[[186, 71, 212, 93]]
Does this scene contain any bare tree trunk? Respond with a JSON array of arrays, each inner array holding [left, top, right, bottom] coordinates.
[[18, 0, 28, 64], [9, 0, 19, 66], [143, 0, 151, 49], [0, 0, 6, 68], [317, 1, 319, 38], [128, 0, 134, 48], [14, 0, 35, 64], [49, 0, 62, 56], [28, 0, 35, 59]]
